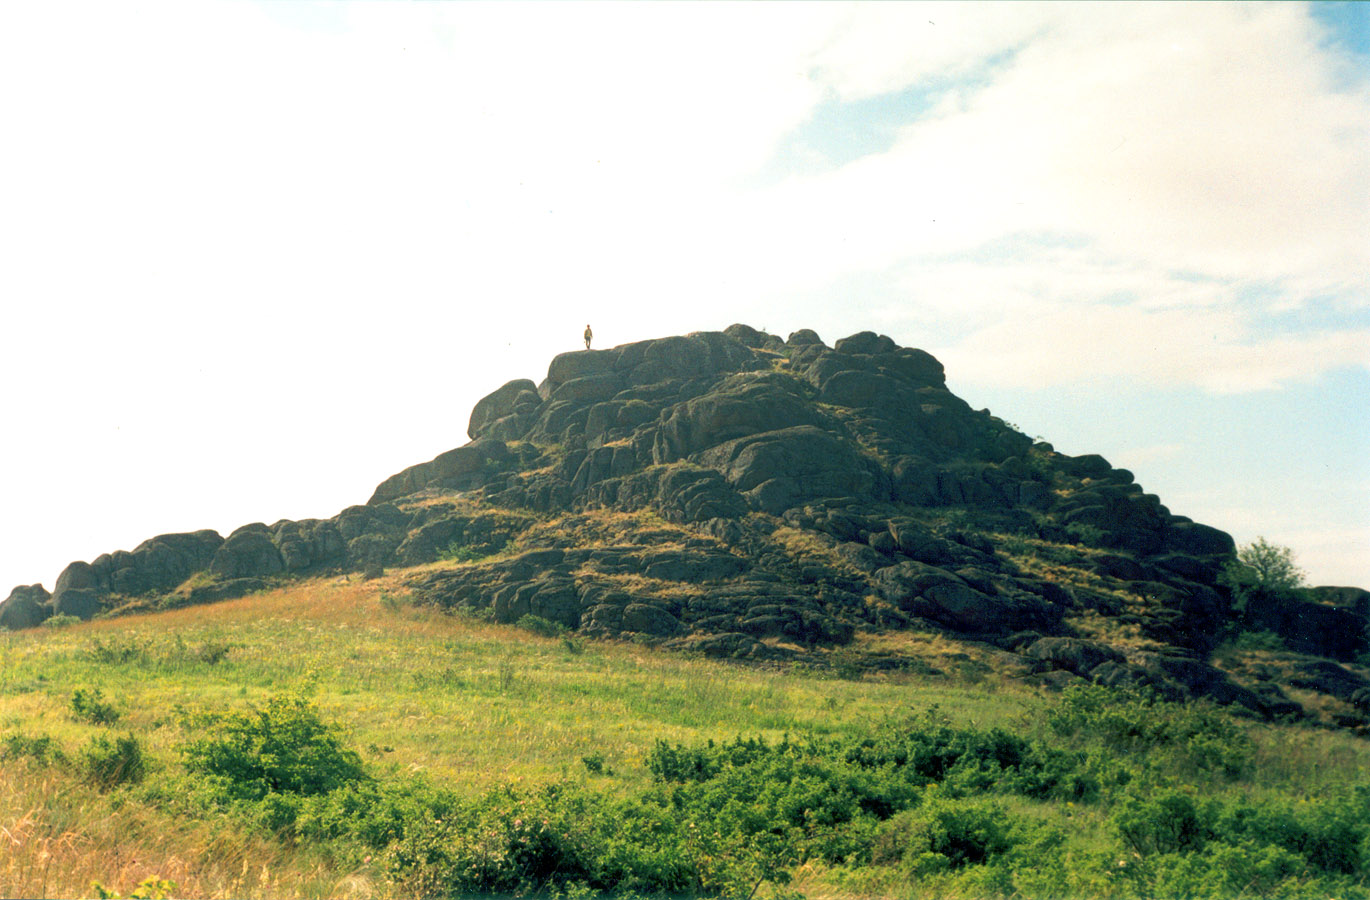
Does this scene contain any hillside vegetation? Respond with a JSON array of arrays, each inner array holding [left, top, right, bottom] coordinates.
[[3, 561, 1369, 899], [3, 325, 1369, 898]]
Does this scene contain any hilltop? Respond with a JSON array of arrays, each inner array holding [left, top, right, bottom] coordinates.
[[4, 325, 1368, 728], [5, 325, 1370, 900]]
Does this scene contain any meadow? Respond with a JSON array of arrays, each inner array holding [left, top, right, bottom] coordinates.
[[2, 572, 1367, 899]]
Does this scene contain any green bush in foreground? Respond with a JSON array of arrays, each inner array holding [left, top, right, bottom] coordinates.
[[158, 690, 1370, 898], [182, 693, 369, 803]]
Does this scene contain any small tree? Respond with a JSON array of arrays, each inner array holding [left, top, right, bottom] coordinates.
[[1223, 537, 1306, 597]]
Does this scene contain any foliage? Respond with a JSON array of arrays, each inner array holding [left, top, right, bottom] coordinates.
[[1064, 522, 1108, 548], [1223, 537, 1306, 597], [517, 613, 569, 638], [440, 542, 486, 563], [42, 613, 82, 628], [5, 580, 1370, 899], [1, 732, 67, 765], [182, 693, 369, 804], [81, 733, 147, 789], [1046, 684, 1254, 778], [85, 636, 151, 665], [91, 877, 178, 900], [70, 687, 121, 724], [873, 796, 1025, 874], [1108, 785, 1370, 896]]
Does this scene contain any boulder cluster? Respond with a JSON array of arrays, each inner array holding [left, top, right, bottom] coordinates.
[[5, 325, 1368, 726]]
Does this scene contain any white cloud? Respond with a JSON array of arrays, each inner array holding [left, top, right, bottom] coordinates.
[[2, 1, 1368, 593], [727, 2, 1370, 393]]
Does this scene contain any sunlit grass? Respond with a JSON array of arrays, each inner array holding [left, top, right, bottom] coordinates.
[[5, 571, 1370, 899]]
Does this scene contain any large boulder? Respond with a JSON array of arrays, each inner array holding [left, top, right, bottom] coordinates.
[[104, 530, 223, 595], [468, 378, 539, 440], [694, 425, 878, 514], [786, 329, 824, 347], [621, 603, 681, 637], [0, 584, 52, 629], [369, 437, 512, 504], [1164, 520, 1236, 557], [273, 519, 346, 572], [723, 324, 784, 351], [874, 561, 1062, 634], [52, 561, 105, 614], [551, 372, 625, 406], [653, 373, 830, 462], [1244, 590, 1370, 660], [833, 331, 898, 356], [1024, 637, 1125, 677], [55, 587, 102, 620], [210, 526, 284, 579]]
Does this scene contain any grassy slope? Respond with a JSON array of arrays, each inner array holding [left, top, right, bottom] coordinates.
[[2, 567, 1367, 899]]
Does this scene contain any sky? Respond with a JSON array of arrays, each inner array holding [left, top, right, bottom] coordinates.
[[1, 1, 1367, 598]]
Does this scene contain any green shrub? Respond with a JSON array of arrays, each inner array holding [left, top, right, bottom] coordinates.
[[1223, 537, 1306, 595], [874, 796, 1019, 874], [1109, 785, 1369, 891], [1212, 793, 1369, 875], [517, 614, 569, 638], [384, 783, 701, 898], [167, 635, 233, 665], [42, 614, 82, 629], [85, 637, 150, 665], [1, 732, 66, 765], [1064, 522, 1107, 547], [294, 776, 462, 847], [81, 733, 147, 789], [70, 687, 121, 725], [1221, 629, 1289, 652], [182, 693, 369, 803], [1112, 790, 1210, 857], [1047, 684, 1253, 778], [440, 542, 485, 563]]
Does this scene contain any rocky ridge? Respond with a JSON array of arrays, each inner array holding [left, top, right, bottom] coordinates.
[[5, 326, 1368, 728]]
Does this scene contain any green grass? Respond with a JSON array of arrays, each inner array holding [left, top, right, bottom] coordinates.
[[3, 574, 1369, 899]]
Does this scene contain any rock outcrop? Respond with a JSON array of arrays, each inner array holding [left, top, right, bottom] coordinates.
[[6, 325, 1366, 730]]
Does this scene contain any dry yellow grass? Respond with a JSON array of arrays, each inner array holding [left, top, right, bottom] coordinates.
[[0, 759, 367, 900]]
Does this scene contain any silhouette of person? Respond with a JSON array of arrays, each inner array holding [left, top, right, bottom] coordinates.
[[584, 324, 593, 350]]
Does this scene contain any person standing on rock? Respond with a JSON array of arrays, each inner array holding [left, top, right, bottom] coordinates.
[[584, 324, 593, 350]]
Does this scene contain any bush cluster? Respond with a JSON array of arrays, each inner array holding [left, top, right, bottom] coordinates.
[[1047, 684, 1254, 778], [154, 689, 1370, 898]]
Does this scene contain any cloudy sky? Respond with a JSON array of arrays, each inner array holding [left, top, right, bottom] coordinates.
[[2, 1, 1367, 597]]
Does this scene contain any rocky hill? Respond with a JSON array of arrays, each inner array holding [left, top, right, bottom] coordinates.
[[5, 325, 1368, 728]]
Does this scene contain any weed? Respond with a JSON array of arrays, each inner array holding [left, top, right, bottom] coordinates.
[[91, 876, 178, 900], [70, 687, 121, 725], [81, 733, 147, 789], [85, 637, 150, 665], [497, 658, 517, 693], [1, 732, 67, 765]]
